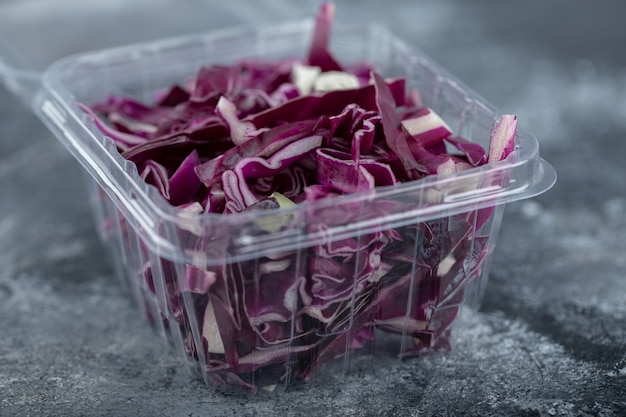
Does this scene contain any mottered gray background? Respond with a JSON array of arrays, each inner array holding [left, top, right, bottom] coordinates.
[[1, 1, 625, 416]]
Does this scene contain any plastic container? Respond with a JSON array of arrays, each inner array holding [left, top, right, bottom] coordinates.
[[5, 14, 555, 392]]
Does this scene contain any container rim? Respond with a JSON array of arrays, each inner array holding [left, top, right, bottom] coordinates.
[[33, 18, 556, 262]]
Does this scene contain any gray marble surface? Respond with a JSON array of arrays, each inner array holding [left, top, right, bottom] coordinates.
[[1, 1, 625, 416]]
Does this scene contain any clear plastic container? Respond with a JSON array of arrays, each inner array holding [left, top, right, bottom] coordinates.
[[7, 14, 555, 392]]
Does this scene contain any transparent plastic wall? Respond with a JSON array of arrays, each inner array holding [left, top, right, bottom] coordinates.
[[31, 21, 555, 392]]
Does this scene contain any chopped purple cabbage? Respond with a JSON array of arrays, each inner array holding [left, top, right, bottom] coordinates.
[[84, 2, 518, 392]]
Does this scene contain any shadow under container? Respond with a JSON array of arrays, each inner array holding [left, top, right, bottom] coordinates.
[[32, 19, 556, 392]]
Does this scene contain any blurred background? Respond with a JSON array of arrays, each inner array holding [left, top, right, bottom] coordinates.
[[1, 1, 625, 416]]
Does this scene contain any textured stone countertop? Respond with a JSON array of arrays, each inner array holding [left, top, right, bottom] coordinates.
[[1, 1, 624, 416]]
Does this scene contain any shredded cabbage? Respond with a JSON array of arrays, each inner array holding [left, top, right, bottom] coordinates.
[[85, 2, 518, 392]]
